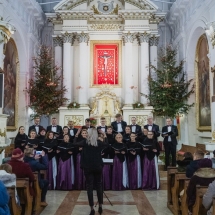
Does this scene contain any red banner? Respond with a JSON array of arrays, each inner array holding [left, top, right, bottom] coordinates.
[[93, 44, 119, 85]]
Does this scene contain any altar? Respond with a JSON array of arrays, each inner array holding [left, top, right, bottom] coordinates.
[[47, 0, 165, 126]]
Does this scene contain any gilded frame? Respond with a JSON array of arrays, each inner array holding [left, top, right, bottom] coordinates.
[[195, 34, 211, 131], [90, 40, 122, 88], [3, 38, 19, 131]]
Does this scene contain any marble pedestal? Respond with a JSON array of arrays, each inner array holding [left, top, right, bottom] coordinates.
[[58, 106, 90, 127], [122, 106, 154, 126]]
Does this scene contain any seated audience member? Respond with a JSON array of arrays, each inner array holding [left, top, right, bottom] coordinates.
[[14, 126, 28, 152], [177, 152, 193, 172], [211, 150, 215, 169], [186, 150, 212, 178], [24, 148, 49, 206], [8, 148, 35, 196], [203, 179, 215, 214], [187, 168, 215, 214], [0, 164, 19, 204], [0, 180, 10, 215]]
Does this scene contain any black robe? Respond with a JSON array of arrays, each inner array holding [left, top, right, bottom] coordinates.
[[142, 138, 160, 161], [14, 133, 28, 152], [111, 142, 127, 162]]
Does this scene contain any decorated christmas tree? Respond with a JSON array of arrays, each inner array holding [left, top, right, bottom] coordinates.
[[27, 45, 68, 117], [141, 46, 194, 118]]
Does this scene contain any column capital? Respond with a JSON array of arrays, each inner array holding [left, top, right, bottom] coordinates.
[[122, 32, 136, 45], [53, 36, 63, 47], [149, 35, 159, 46], [77, 32, 89, 44], [62, 32, 76, 45], [137, 32, 150, 44]]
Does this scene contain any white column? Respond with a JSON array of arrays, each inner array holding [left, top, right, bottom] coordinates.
[[149, 35, 159, 71], [77, 32, 89, 105], [53, 36, 63, 76], [138, 32, 150, 104], [62, 32, 75, 104], [122, 32, 136, 105]]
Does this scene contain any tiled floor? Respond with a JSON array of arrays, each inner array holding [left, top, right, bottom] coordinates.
[[41, 189, 173, 215]]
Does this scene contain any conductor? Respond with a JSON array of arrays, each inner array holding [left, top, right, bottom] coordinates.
[[74, 128, 107, 215]]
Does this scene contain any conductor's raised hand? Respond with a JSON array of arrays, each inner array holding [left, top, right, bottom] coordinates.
[[121, 151, 125, 154]]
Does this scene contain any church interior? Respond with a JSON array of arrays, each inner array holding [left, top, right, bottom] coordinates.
[[1, 0, 215, 214]]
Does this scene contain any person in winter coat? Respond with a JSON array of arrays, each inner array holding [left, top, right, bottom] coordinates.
[[203, 179, 215, 214], [186, 150, 212, 178], [0, 180, 10, 215], [24, 148, 49, 207]]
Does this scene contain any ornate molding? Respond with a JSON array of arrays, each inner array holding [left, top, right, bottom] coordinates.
[[149, 35, 159, 46], [137, 32, 150, 44], [62, 32, 76, 45], [122, 32, 136, 45], [89, 24, 123, 31], [77, 32, 89, 44], [53, 36, 63, 47]]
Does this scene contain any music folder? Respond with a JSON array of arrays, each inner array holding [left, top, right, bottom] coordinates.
[[102, 158, 113, 164]]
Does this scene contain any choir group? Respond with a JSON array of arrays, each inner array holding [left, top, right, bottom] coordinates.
[[14, 114, 177, 191]]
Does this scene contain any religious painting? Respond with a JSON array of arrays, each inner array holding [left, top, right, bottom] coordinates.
[[3, 38, 19, 130], [90, 41, 121, 87], [195, 34, 211, 131]]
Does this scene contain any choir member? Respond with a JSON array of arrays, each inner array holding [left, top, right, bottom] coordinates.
[[58, 126, 71, 141], [46, 117, 63, 137], [28, 116, 43, 136], [144, 116, 160, 139], [67, 120, 78, 141], [142, 131, 160, 190], [137, 128, 148, 143], [111, 133, 128, 190], [26, 130, 40, 149], [43, 131, 58, 190], [111, 114, 127, 134], [74, 129, 86, 190], [161, 118, 178, 170], [127, 132, 142, 189], [130, 117, 142, 136], [73, 128, 107, 215], [123, 126, 131, 143], [97, 117, 107, 134], [14, 126, 28, 152], [37, 127, 46, 150], [106, 126, 115, 158], [56, 134, 74, 190]]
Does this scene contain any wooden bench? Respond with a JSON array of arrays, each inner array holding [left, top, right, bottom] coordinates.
[[16, 178, 33, 215], [169, 172, 188, 215], [40, 170, 47, 180], [196, 143, 206, 153], [33, 172, 44, 215], [167, 167, 178, 207], [7, 185, 22, 215], [180, 179, 190, 215], [177, 144, 196, 160], [192, 185, 208, 215]]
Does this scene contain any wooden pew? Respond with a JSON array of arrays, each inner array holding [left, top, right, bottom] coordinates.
[[7, 185, 22, 215], [192, 185, 208, 215], [16, 178, 33, 215], [33, 172, 43, 215], [180, 179, 190, 215], [167, 167, 178, 213], [213, 197, 215, 215], [171, 172, 188, 215], [177, 144, 196, 160], [40, 170, 47, 180]]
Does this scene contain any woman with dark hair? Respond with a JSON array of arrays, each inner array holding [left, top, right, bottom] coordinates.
[[142, 131, 160, 190], [26, 129, 40, 149], [56, 134, 75, 190], [14, 126, 28, 152], [58, 126, 71, 142], [74, 128, 107, 215], [112, 133, 128, 191], [123, 126, 131, 143], [37, 127, 46, 150], [177, 152, 193, 172], [43, 131, 58, 190], [127, 132, 142, 189]]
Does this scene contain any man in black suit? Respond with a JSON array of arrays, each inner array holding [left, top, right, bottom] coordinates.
[[162, 118, 178, 170], [130, 117, 142, 136], [28, 116, 43, 137], [97, 117, 107, 134], [111, 113, 127, 134], [46, 117, 63, 137], [82, 118, 94, 130], [144, 116, 160, 139], [67, 120, 78, 140]]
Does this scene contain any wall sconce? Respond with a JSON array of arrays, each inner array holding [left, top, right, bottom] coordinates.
[[206, 24, 215, 48]]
